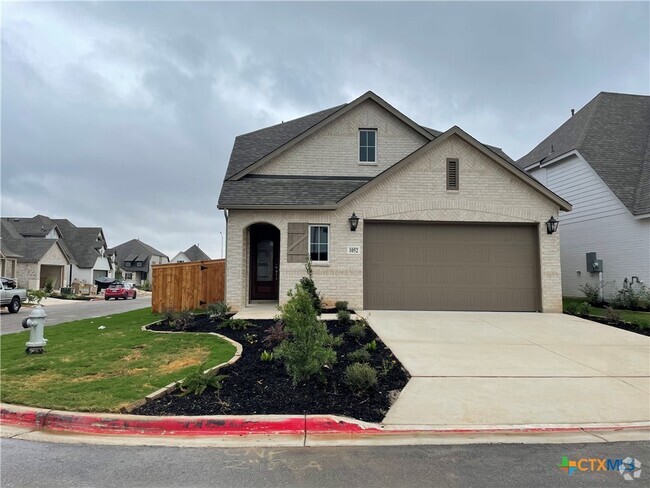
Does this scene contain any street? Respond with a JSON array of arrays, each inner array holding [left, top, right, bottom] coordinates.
[[0, 296, 152, 335], [1, 438, 648, 487]]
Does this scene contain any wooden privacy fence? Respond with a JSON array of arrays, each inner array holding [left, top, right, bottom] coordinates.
[[152, 259, 225, 313]]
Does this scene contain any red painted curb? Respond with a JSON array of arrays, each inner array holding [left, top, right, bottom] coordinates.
[[0, 406, 49, 429]]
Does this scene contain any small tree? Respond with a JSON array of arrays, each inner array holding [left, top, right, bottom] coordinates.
[[274, 283, 336, 384], [115, 269, 123, 281], [299, 260, 322, 312]]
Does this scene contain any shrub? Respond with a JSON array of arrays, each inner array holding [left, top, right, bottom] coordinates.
[[274, 283, 337, 384], [365, 339, 378, 352], [139, 280, 152, 291], [207, 301, 231, 320], [347, 321, 367, 340], [179, 362, 226, 397], [218, 318, 254, 330], [337, 309, 351, 324], [260, 350, 274, 362], [576, 302, 591, 316], [26, 289, 48, 304], [335, 301, 349, 311], [579, 282, 601, 306], [162, 307, 175, 324], [44, 278, 54, 294], [344, 363, 377, 394], [565, 301, 578, 315], [263, 322, 289, 348], [172, 310, 193, 331], [299, 260, 322, 312], [604, 306, 623, 323], [379, 358, 396, 377], [636, 285, 650, 309], [610, 284, 650, 310], [347, 348, 371, 362]]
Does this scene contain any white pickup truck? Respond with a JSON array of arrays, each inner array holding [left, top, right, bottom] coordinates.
[[1, 277, 27, 313]]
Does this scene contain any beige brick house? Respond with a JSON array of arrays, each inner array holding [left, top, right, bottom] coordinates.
[[218, 92, 571, 312]]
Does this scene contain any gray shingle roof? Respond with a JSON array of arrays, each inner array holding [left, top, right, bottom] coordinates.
[[516, 92, 650, 216], [219, 93, 519, 208], [225, 104, 346, 180], [0, 218, 74, 264], [52, 219, 105, 268], [108, 239, 168, 270], [184, 244, 211, 262], [219, 177, 370, 207]]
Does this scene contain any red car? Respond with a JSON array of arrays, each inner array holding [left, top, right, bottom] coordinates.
[[104, 282, 137, 300]]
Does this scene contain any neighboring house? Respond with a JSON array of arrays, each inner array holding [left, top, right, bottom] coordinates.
[[0, 215, 113, 289], [108, 239, 169, 284], [218, 91, 571, 312], [517, 92, 650, 298], [171, 244, 211, 263], [0, 241, 20, 279], [0, 216, 73, 289]]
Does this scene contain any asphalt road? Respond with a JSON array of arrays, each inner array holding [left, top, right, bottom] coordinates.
[[0, 296, 152, 334], [1, 439, 648, 488]]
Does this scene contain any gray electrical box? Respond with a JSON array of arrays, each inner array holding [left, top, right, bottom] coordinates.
[[586, 252, 603, 273]]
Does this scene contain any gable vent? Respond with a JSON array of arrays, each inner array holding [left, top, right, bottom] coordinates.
[[446, 158, 459, 190]]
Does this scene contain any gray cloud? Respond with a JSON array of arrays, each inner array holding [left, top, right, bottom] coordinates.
[[2, 1, 648, 259]]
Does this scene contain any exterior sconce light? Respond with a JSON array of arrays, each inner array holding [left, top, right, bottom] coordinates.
[[546, 216, 559, 235], [348, 212, 360, 232]]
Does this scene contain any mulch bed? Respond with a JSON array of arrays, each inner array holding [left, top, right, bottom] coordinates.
[[135, 315, 409, 423], [320, 308, 356, 314], [567, 312, 650, 337]]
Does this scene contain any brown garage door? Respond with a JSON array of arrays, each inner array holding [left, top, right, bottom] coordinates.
[[363, 222, 540, 311]]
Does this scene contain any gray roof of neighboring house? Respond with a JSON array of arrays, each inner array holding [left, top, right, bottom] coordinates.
[[0, 240, 21, 258], [516, 92, 650, 216], [108, 239, 168, 270], [52, 219, 107, 269], [219, 93, 518, 208], [0, 218, 74, 264], [184, 244, 211, 262]]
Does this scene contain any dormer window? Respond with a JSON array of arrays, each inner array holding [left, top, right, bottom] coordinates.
[[136, 261, 142, 267], [359, 129, 377, 163], [126, 262, 131, 267]]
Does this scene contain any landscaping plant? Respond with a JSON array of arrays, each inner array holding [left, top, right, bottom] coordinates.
[[207, 301, 231, 320], [26, 289, 48, 304], [604, 306, 623, 323], [337, 309, 351, 324], [262, 321, 289, 348], [218, 318, 255, 330], [179, 362, 226, 397], [343, 363, 377, 394], [576, 302, 591, 316], [274, 283, 337, 384], [579, 282, 601, 306], [260, 350, 274, 362], [347, 348, 371, 362], [335, 301, 348, 311], [347, 321, 367, 341], [299, 260, 322, 312], [365, 339, 378, 352]]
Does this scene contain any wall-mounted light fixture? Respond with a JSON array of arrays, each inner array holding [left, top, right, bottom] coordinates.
[[348, 212, 359, 232], [546, 216, 559, 235]]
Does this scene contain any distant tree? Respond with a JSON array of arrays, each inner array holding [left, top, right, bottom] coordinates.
[[115, 269, 123, 280]]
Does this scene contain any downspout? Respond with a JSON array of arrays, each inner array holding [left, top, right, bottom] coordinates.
[[223, 209, 228, 304]]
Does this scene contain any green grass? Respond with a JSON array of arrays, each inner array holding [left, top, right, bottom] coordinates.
[[0, 308, 235, 412], [563, 297, 650, 329]]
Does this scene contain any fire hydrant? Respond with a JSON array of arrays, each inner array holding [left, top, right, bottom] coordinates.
[[22, 305, 48, 354]]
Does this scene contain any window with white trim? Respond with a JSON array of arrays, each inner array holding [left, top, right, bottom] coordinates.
[[309, 225, 329, 262], [359, 129, 377, 163]]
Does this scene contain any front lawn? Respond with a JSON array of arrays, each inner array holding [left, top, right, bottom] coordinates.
[[0, 308, 236, 412], [563, 297, 650, 329]]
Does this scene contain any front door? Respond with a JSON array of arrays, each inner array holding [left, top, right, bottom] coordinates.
[[250, 224, 280, 301]]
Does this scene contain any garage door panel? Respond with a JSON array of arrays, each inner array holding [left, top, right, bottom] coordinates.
[[364, 223, 540, 312]]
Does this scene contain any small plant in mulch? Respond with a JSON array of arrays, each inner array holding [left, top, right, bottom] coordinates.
[[335, 301, 348, 311], [161, 309, 194, 331], [262, 321, 289, 348], [579, 282, 602, 306], [299, 260, 322, 313], [347, 347, 371, 362], [344, 363, 377, 394], [347, 321, 367, 341], [178, 362, 226, 397], [274, 283, 337, 384], [337, 309, 351, 324], [365, 339, 378, 352], [604, 306, 623, 323], [576, 302, 590, 316], [217, 318, 255, 330], [260, 350, 274, 362], [207, 301, 231, 321], [379, 358, 397, 377]]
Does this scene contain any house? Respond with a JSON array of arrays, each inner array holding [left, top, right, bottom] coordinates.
[[516, 92, 650, 298], [0, 216, 73, 289], [171, 244, 211, 263], [218, 91, 571, 312], [0, 215, 113, 289], [0, 241, 20, 279], [108, 239, 169, 284]]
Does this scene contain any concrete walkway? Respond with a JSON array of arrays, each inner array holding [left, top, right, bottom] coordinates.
[[360, 311, 650, 427]]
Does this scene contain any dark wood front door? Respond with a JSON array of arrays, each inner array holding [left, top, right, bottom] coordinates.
[[250, 224, 280, 301]]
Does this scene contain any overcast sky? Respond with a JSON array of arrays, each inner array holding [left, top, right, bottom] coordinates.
[[2, 1, 649, 260]]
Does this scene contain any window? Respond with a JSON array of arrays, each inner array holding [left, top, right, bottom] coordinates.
[[124, 272, 133, 280], [125, 262, 131, 267], [359, 129, 377, 163], [136, 262, 142, 267], [309, 225, 329, 262], [447, 158, 459, 190]]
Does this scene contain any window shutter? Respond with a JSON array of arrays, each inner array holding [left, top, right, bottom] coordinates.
[[287, 223, 309, 263], [447, 158, 459, 190]]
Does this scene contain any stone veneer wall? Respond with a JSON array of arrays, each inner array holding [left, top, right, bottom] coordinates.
[[226, 134, 562, 312]]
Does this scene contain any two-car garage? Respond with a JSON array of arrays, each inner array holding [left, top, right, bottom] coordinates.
[[363, 222, 541, 312]]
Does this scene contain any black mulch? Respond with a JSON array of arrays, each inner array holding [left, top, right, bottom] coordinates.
[[320, 308, 356, 314], [135, 315, 409, 423], [566, 312, 650, 337]]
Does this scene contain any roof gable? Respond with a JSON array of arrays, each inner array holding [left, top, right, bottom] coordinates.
[[227, 91, 435, 181], [108, 239, 168, 269], [517, 92, 650, 216], [184, 244, 211, 261]]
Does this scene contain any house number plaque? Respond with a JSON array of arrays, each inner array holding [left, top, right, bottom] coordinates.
[[347, 246, 361, 255]]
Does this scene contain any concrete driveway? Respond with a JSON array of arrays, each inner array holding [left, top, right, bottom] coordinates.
[[362, 311, 650, 426]]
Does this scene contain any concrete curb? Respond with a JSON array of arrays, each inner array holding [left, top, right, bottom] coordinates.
[[2, 403, 649, 445]]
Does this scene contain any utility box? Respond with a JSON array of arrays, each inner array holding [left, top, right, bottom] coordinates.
[[586, 252, 603, 273]]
